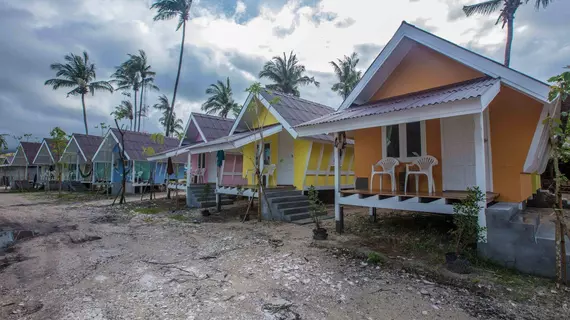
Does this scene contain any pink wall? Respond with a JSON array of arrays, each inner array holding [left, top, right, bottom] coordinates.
[[222, 154, 247, 186]]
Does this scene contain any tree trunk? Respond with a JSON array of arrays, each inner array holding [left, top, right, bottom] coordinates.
[[138, 81, 144, 132], [133, 89, 138, 132], [81, 94, 89, 135], [166, 20, 186, 137], [504, 14, 514, 67]]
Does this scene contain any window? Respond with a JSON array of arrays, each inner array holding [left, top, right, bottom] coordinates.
[[198, 153, 206, 168], [383, 121, 425, 160]]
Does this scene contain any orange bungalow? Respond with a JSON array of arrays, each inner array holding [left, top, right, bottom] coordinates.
[[295, 21, 557, 235]]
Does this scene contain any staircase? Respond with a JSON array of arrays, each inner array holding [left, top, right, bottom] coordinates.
[[187, 183, 234, 208], [483, 203, 570, 280], [66, 181, 89, 192], [263, 187, 334, 225]]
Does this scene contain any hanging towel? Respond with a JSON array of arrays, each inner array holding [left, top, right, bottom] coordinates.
[[167, 157, 174, 176], [216, 150, 225, 167]]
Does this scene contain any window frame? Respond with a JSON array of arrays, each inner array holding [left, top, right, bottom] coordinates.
[[381, 121, 427, 162]]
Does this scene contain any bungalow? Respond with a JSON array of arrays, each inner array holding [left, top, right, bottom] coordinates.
[[92, 129, 185, 194], [295, 22, 566, 279], [59, 133, 104, 184], [33, 138, 67, 183], [0, 154, 14, 187], [5, 141, 41, 186]]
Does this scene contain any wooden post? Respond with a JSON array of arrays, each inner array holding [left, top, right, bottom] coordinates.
[[474, 112, 487, 241], [132, 160, 136, 183], [334, 133, 343, 234], [370, 208, 377, 223]]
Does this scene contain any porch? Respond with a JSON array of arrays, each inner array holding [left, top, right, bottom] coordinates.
[[340, 189, 499, 214]]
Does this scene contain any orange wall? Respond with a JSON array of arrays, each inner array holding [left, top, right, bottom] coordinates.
[[489, 85, 542, 202], [353, 120, 442, 193], [372, 45, 483, 100]]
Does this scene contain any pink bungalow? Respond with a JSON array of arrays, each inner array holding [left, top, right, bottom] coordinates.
[[156, 112, 247, 186]]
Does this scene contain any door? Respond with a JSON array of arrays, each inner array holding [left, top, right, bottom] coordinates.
[[277, 131, 294, 185], [206, 152, 217, 183], [441, 115, 476, 191]]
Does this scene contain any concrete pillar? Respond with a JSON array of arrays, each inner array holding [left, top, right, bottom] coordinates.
[[75, 154, 79, 181], [474, 112, 487, 241], [334, 134, 343, 233], [186, 152, 192, 187], [110, 152, 114, 183], [369, 207, 377, 222]]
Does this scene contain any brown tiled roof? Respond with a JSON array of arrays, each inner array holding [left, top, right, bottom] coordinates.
[[296, 77, 499, 128], [192, 113, 235, 141], [259, 89, 335, 126], [20, 142, 41, 164], [73, 134, 104, 161], [109, 129, 183, 162]]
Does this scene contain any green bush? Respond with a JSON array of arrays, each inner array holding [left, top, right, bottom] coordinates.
[[367, 251, 385, 264]]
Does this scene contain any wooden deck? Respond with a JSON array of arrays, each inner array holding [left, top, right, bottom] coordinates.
[[340, 189, 499, 204]]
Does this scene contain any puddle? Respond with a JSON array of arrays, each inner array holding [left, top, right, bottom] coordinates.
[[0, 230, 37, 249]]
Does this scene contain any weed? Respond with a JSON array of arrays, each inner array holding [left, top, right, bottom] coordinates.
[[367, 251, 386, 264], [142, 217, 154, 223], [134, 207, 162, 215]]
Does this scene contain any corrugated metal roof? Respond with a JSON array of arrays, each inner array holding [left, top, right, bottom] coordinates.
[[109, 129, 183, 162], [297, 77, 499, 127], [73, 134, 104, 161], [259, 89, 335, 126], [192, 113, 234, 141], [20, 142, 41, 164]]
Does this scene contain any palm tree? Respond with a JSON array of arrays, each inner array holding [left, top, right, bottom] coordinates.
[[154, 95, 183, 135], [463, 0, 553, 67], [259, 51, 319, 97], [111, 60, 140, 130], [330, 52, 362, 100], [111, 100, 134, 130], [0, 134, 8, 151], [151, 0, 193, 136], [129, 50, 158, 132], [45, 51, 113, 134], [201, 77, 241, 118]]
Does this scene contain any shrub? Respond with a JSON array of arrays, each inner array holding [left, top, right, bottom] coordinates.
[[450, 186, 487, 255]]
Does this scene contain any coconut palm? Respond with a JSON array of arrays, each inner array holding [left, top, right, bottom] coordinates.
[[128, 50, 158, 132], [463, 0, 553, 67], [201, 77, 241, 118], [0, 134, 8, 150], [151, 0, 193, 136], [111, 60, 140, 130], [259, 51, 319, 97], [330, 52, 362, 100], [45, 51, 113, 135], [111, 100, 134, 130]]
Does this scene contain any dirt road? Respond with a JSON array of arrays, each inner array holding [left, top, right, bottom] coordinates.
[[0, 193, 556, 319]]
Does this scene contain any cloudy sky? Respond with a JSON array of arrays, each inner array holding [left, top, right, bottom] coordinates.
[[0, 0, 568, 150]]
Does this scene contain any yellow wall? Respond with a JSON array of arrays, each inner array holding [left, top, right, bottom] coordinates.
[[293, 139, 312, 190], [372, 45, 483, 100], [250, 99, 279, 129], [489, 85, 542, 202], [241, 133, 280, 186], [300, 141, 355, 190]]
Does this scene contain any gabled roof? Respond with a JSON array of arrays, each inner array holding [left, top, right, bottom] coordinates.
[[73, 134, 104, 162], [192, 113, 235, 141], [108, 129, 181, 161], [19, 142, 41, 165], [297, 77, 500, 128], [229, 88, 335, 138], [339, 21, 550, 111]]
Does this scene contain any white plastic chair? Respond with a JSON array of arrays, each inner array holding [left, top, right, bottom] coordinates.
[[404, 156, 438, 194], [196, 168, 206, 184], [370, 158, 400, 191], [135, 171, 143, 182], [261, 164, 276, 186]]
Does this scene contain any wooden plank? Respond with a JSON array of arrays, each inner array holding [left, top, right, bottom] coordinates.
[[341, 189, 499, 203]]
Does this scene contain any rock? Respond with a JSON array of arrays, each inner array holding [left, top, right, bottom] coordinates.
[[262, 298, 299, 320], [421, 311, 428, 315], [420, 289, 430, 296], [431, 304, 440, 310]]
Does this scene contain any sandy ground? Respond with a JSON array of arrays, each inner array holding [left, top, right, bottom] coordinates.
[[0, 193, 563, 319]]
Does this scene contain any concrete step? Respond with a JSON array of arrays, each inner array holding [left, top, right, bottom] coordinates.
[[291, 215, 334, 225], [286, 211, 329, 222], [265, 190, 303, 198], [270, 195, 308, 204], [277, 201, 310, 209], [282, 206, 310, 216]]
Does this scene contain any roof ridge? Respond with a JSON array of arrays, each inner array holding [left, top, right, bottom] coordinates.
[[193, 112, 235, 121]]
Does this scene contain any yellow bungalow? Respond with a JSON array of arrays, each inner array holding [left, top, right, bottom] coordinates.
[[295, 21, 556, 234], [181, 89, 356, 198]]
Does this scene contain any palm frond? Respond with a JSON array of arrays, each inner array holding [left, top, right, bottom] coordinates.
[[463, 0, 502, 17]]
